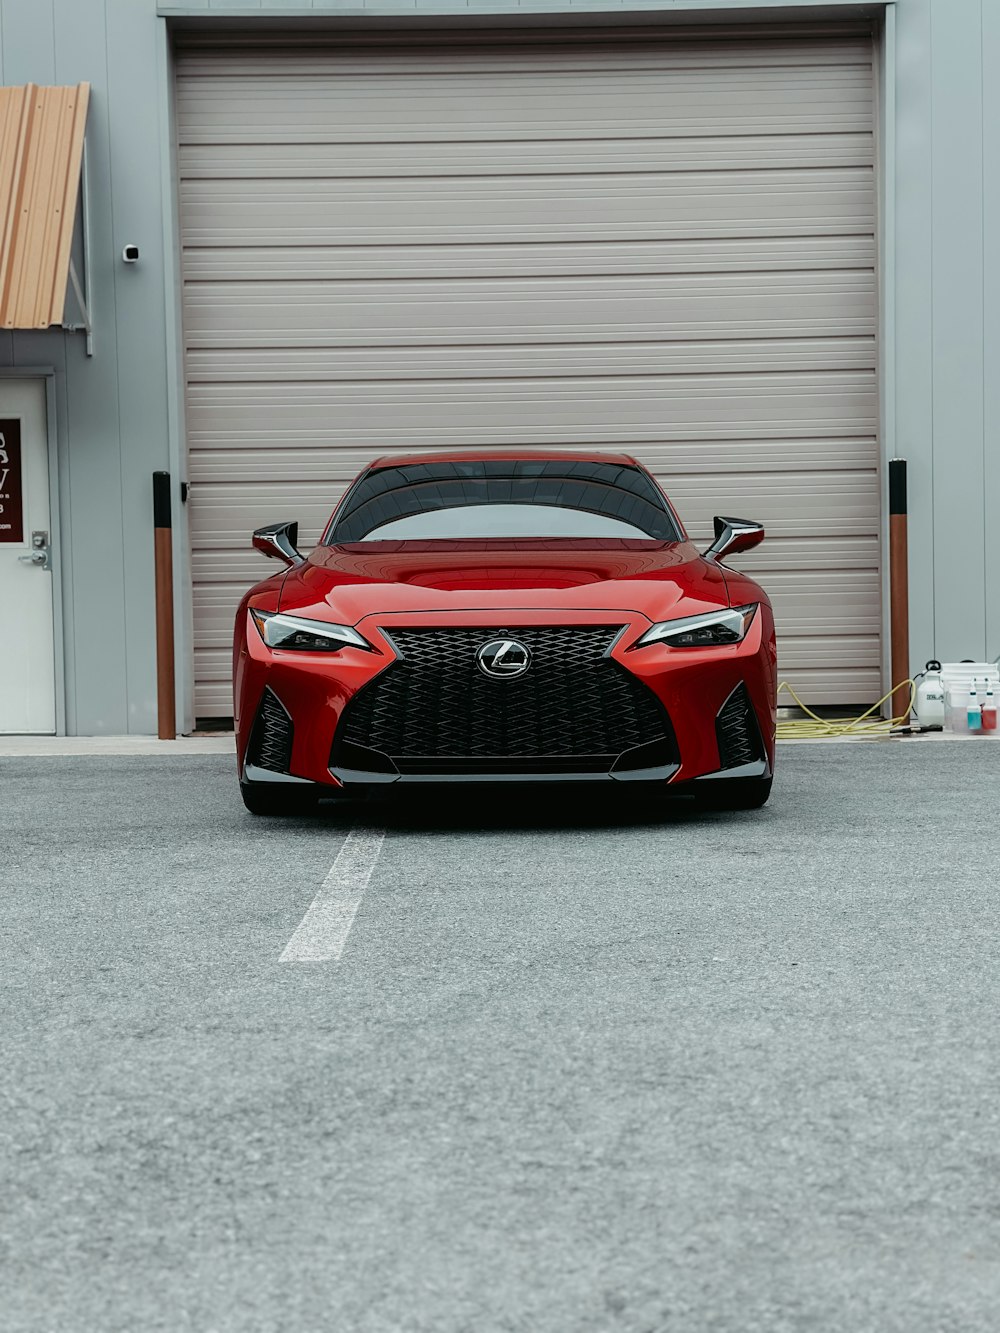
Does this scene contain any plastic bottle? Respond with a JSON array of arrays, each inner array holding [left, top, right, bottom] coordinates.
[[947, 687, 968, 733], [967, 686, 983, 733], [982, 687, 998, 733]]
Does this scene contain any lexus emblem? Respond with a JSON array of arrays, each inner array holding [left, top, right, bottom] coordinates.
[[476, 637, 532, 680]]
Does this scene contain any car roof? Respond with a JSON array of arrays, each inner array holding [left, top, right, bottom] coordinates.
[[366, 449, 642, 471]]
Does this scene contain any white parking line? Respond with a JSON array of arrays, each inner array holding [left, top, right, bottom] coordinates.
[[280, 827, 386, 963]]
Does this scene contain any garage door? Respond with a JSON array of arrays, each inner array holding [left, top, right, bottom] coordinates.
[[175, 25, 878, 718]]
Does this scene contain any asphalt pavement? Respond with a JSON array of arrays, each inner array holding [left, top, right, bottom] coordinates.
[[3, 741, 1000, 1332]]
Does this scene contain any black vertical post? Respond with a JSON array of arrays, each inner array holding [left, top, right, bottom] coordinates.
[[153, 471, 176, 740], [888, 458, 909, 717]]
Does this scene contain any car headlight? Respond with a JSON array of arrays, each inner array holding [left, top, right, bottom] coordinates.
[[637, 603, 757, 649], [250, 609, 371, 652]]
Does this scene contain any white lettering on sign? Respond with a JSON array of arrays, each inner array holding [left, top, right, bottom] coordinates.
[[0, 420, 24, 543]]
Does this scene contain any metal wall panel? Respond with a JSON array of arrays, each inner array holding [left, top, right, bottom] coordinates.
[[176, 25, 879, 715], [50, 0, 132, 737], [0, 0, 179, 735], [985, 0, 1000, 668], [930, 0, 984, 660]]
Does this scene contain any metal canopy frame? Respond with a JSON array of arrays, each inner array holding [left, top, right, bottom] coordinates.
[[61, 139, 94, 357]]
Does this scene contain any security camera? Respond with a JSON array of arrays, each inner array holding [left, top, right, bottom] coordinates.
[[122, 244, 139, 264]]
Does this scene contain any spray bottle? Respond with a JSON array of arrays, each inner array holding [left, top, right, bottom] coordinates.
[[947, 684, 967, 732], [982, 685, 997, 734], [967, 684, 983, 733]]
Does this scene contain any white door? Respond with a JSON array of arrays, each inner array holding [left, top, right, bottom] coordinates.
[[0, 380, 56, 733]]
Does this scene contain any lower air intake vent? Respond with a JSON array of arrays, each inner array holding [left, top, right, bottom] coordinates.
[[247, 688, 293, 774], [716, 682, 764, 770]]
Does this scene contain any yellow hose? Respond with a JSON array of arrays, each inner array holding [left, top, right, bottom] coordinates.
[[775, 679, 915, 740]]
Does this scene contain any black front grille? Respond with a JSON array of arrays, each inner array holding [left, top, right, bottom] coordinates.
[[716, 682, 764, 770], [333, 626, 674, 776], [247, 688, 293, 774]]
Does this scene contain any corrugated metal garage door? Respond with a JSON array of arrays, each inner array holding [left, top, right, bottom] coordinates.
[[175, 25, 878, 717]]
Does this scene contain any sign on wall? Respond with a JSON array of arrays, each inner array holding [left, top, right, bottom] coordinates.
[[0, 420, 24, 544]]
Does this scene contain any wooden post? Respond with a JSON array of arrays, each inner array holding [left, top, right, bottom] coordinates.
[[888, 458, 909, 718], [153, 471, 176, 740]]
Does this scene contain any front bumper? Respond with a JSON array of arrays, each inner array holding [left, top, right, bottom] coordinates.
[[235, 607, 776, 789]]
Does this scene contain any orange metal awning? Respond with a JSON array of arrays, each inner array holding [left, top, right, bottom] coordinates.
[[0, 83, 90, 329]]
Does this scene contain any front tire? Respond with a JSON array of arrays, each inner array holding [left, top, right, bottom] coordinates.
[[240, 781, 320, 816], [693, 776, 772, 811]]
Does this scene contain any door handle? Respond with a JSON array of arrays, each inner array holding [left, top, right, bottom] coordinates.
[[18, 530, 50, 571]]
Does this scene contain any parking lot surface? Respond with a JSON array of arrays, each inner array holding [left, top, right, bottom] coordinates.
[[3, 742, 1000, 1332]]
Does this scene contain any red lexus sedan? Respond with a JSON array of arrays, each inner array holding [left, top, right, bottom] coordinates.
[[233, 452, 776, 815]]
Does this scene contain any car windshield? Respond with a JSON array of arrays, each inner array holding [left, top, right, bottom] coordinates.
[[325, 459, 680, 543]]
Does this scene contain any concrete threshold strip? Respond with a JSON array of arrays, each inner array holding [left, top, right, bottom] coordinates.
[[0, 734, 957, 758], [0, 735, 236, 756]]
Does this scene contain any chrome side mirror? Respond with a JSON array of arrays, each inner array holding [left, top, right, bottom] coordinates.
[[704, 515, 764, 562], [252, 521, 305, 567]]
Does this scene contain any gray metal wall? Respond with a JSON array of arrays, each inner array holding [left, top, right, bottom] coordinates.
[[0, 0, 996, 731], [892, 0, 999, 674], [0, 0, 183, 736]]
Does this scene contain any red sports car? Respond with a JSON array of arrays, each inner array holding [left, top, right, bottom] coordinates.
[[234, 452, 776, 815]]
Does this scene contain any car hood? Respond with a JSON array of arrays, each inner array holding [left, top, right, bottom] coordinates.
[[277, 539, 731, 625]]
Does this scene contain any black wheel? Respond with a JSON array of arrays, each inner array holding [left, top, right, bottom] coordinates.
[[240, 781, 320, 816], [693, 776, 772, 811]]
